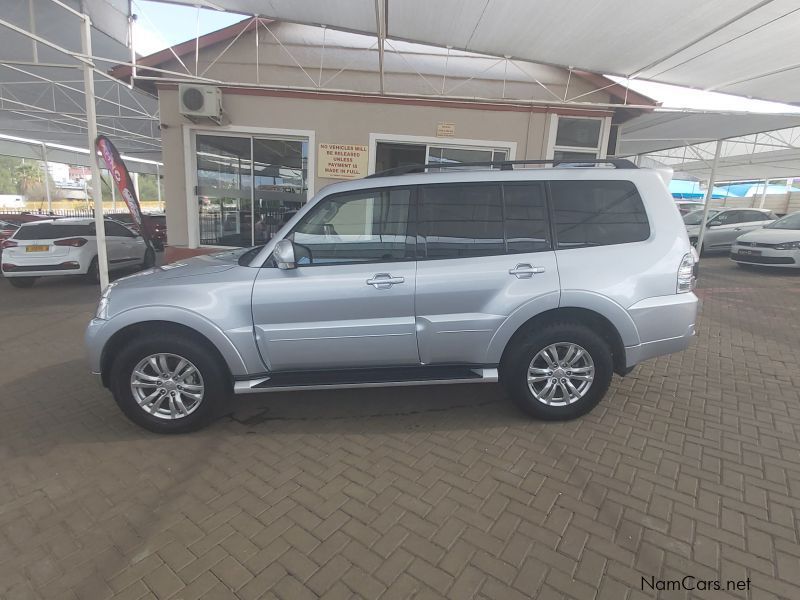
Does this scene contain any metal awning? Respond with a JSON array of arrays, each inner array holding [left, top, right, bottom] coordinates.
[[157, 0, 800, 105]]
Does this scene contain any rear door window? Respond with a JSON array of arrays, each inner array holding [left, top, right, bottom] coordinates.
[[550, 180, 650, 248], [503, 183, 550, 253], [419, 184, 504, 258]]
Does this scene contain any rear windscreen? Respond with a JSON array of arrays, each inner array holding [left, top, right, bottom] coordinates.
[[13, 223, 92, 240]]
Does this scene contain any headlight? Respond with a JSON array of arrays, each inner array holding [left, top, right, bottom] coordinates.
[[774, 241, 800, 250]]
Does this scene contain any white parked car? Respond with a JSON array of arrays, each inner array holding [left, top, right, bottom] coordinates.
[[1, 217, 153, 288], [730, 211, 800, 269], [685, 208, 777, 254]]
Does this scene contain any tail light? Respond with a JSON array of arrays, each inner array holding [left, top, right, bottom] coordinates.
[[54, 238, 88, 247], [1, 240, 17, 249], [677, 253, 695, 293]]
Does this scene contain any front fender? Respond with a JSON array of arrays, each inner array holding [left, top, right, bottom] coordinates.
[[88, 305, 250, 378]]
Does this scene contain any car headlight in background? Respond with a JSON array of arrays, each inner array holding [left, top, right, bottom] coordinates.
[[774, 241, 800, 250]]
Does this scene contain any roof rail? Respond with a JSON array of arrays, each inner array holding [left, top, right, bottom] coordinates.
[[366, 158, 638, 178]]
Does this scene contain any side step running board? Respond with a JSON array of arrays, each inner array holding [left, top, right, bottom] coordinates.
[[234, 367, 498, 394]]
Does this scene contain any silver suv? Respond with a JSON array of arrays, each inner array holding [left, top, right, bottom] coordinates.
[[86, 161, 699, 433]]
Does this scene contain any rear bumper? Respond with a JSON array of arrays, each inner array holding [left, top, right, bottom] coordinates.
[[624, 292, 698, 367], [625, 323, 696, 367]]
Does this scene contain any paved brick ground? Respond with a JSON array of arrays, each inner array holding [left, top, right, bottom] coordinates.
[[1, 257, 799, 600]]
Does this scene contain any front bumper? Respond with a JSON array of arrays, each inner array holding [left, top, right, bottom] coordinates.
[[85, 317, 107, 376], [730, 246, 799, 267]]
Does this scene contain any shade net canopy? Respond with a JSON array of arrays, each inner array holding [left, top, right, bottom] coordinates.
[[0, 0, 161, 171], [159, 0, 800, 105]]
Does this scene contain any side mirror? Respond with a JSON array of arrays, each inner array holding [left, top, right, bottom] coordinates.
[[273, 239, 296, 270], [706, 221, 720, 228]]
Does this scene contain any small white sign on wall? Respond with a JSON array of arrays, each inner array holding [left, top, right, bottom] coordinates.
[[318, 143, 369, 179]]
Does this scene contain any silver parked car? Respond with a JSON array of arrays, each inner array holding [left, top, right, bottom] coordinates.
[[730, 211, 800, 268], [685, 207, 776, 254], [86, 161, 699, 433]]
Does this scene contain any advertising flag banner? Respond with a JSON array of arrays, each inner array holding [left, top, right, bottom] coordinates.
[[95, 135, 151, 246]]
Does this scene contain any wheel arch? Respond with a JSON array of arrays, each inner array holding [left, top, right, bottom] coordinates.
[[99, 320, 237, 388], [495, 306, 632, 376]]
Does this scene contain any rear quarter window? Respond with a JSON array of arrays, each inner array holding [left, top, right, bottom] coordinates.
[[550, 180, 650, 248]]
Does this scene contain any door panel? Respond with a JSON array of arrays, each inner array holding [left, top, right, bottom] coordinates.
[[252, 186, 418, 371], [415, 254, 559, 364], [414, 181, 559, 365], [252, 262, 418, 371]]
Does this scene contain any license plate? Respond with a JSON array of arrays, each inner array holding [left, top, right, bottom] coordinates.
[[739, 249, 761, 256], [26, 245, 49, 252]]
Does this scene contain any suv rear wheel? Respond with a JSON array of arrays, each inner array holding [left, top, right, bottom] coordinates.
[[109, 333, 229, 433], [502, 322, 613, 420]]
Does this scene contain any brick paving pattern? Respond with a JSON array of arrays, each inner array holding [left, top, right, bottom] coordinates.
[[0, 256, 799, 599]]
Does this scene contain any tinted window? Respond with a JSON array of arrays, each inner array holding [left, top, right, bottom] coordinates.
[[419, 184, 504, 259], [105, 221, 136, 237], [551, 180, 649, 248], [503, 184, 550, 253], [14, 223, 92, 240], [742, 210, 771, 222], [710, 211, 740, 225], [290, 188, 412, 265], [766, 212, 800, 230]]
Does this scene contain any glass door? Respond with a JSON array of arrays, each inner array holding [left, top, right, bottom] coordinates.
[[252, 137, 308, 244], [195, 132, 310, 247], [196, 134, 253, 247]]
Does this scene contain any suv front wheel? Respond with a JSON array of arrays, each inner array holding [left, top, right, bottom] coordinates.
[[502, 322, 613, 420], [109, 333, 229, 433]]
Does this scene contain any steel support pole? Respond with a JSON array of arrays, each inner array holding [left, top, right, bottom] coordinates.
[[156, 164, 162, 210], [696, 140, 723, 255], [759, 179, 769, 208], [81, 14, 109, 290], [40, 142, 51, 213]]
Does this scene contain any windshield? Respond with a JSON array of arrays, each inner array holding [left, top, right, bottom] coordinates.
[[683, 209, 719, 225], [765, 212, 800, 230]]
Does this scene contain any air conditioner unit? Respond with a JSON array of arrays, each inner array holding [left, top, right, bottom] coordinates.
[[178, 84, 222, 119]]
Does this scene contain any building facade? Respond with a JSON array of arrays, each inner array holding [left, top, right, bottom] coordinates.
[[115, 19, 654, 252]]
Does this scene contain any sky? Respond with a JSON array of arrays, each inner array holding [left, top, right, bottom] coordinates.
[[132, 1, 800, 115]]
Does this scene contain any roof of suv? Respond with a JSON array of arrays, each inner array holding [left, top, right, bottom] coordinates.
[[320, 165, 664, 197]]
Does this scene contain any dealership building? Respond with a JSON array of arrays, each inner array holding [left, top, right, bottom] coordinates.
[[112, 18, 656, 255]]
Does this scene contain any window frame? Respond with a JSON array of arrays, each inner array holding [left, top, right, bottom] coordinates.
[[546, 115, 612, 161], [280, 185, 417, 268], [546, 179, 652, 250]]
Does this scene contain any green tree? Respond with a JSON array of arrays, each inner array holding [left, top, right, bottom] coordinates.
[[14, 163, 43, 196], [0, 156, 19, 194]]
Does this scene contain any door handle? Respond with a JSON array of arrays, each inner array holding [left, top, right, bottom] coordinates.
[[734, 227, 742, 231], [366, 273, 405, 289], [509, 263, 545, 279]]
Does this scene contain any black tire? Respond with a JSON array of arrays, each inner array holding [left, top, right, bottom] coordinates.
[[501, 321, 613, 421], [109, 332, 230, 433], [85, 257, 100, 284], [141, 247, 155, 269], [7, 277, 37, 288]]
